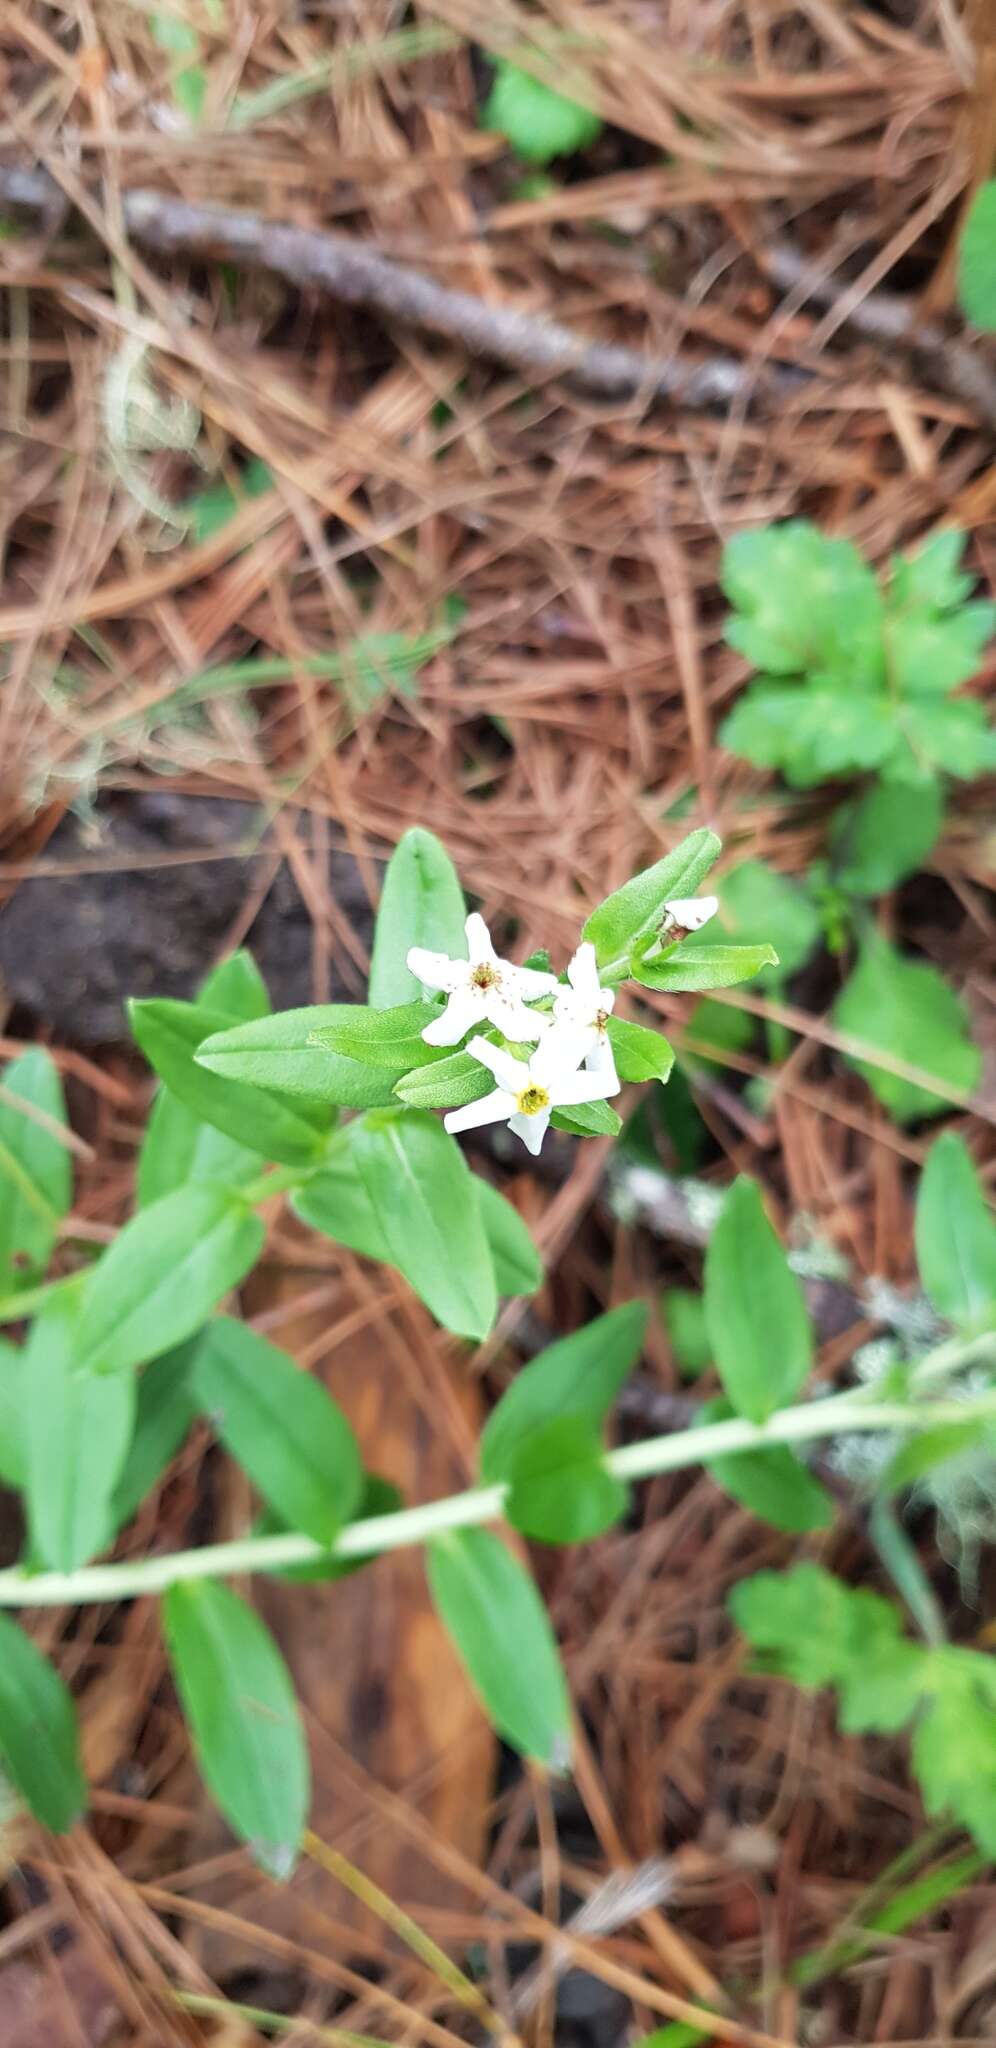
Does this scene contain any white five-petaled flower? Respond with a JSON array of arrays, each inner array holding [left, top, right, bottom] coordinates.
[[553, 941, 620, 1094], [408, 914, 558, 1047], [661, 894, 718, 938], [445, 1032, 619, 1157]]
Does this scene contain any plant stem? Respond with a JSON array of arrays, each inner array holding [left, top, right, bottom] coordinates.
[[4, 1389, 996, 1611]]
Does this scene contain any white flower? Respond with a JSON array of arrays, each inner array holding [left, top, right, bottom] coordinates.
[[408, 914, 558, 1047], [661, 894, 718, 938], [553, 941, 619, 1094], [444, 1030, 619, 1158]]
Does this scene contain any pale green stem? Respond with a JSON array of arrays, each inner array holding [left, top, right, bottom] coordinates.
[[4, 1388, 996, 1610]]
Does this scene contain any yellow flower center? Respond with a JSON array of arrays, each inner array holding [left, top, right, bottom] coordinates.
[[595, 1008, 609, 1033], [516, 1083, 550, 1117], [470, 963, 499, 991]]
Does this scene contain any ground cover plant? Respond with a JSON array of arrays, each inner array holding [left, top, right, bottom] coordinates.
[[3, 0, 996, 2036]]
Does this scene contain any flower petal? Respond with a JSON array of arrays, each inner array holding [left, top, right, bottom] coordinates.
[[507, 961, 559, 999], [549, 1067, 618, 1107], [444, 1089, 515, 1136], [531, 1023, 592, 1087], [421, 986, 482, 1046], [486, 993, 548, 1043], [464, 912, 497, 964], [585, 1032, 620, 1094], [566, 941, 601, 1002], [508, 1107, 551, 1157], [664, 894, 718, 932], [407, 946, 465, 994], [466, 1035, 527, 1093]]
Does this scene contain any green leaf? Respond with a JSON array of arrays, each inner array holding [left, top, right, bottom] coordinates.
[[196, 1007, 403, 1106], [550, 1098, 623, 1137], [829, 779, 944, 896], [701, 1399, 832, 1533], [137, 953, 271, 1204], [111, 1342, 199, 1528], [882, 1419, 989, 1495], [722, 522, 883, 680], [349, 1111, 497, 1341], [482, 59, 602, 165], [198, 950, 271, 1021], [184, 459, 274, 544], [661, 1288, 712, 1378], [0, 1337, 24, 1487], [704, 1177, 811, 1422], [890, 529, 974, 614], [426, 1529, 571, 1764], [481, 1301, 646, 1481], [720, 681, 899, 788], [833, 930, 981, 1123], [131, 999, 331, 1166], [138, 1090, 263, 1208], [257, 1474, 403, 1583], [191, 1317, 362, 1546], [393, 1049, 493, 1110], [729, 1562, 923, 1720], [885, 600, 994, 697], [0, 1049, 72, 1293], [957, 179, 996, 330], [504, 1415, 628, 1544], [474, 1179, 542, 1296], [713, 860, 820, 983], [582, 828, 721, 971], [913, 1647, 996, 1852], [0, 1615, 87, 1831], [369, 827, 467, 1009], [898, 695, 996, 780], [915, 1131, 996, 1327], [25, 1285, 136, 1569], [306, 1000, 444, 1069], [633, 942, 777, 994], [291, 1135, 389, 1263], [164, 1580, 309, 1877], [74, 1186, 265, 1376], [606, 1016, 675, 1084]]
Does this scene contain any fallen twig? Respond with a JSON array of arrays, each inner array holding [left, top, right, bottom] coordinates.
[[0, 164, 796, 411]]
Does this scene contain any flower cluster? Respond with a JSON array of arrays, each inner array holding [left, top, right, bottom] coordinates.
[[408, 899, 716, 1156]]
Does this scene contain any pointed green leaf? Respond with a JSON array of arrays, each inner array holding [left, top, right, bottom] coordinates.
[[426, 1529, 571, 1764], [504, 1415, 628, 1544], [0, 1049, 72, 1293], [702, 1400, 832, 1533], [74, 1186, 265, 1376], [307, 1000, 443, 1069], [915, 1131, 996, 1327], [704, 1177, 811, 1421], [369, 827, 467, 1008], [25, 1286, 136, 1569], [350, 1110, 497, 1340], [197, 1007, 402, 1106], [474, 1179, 542, 1296], [606, 1016, 675, 1084], [829, 779, 944, 897], [393, 1049, 493, 1110], [582, 828, 721, 971], [481, 1301, 646, 1481], [111, 1342, 199, 1528], [191, 1316, 362, 1546], [634, 942, 777, 994], [164, 1580, 309, 1876], [131, 999, 331, 1165], [0, 1337, 24, 1487], [137, 953, 271, 1205], [0, 1615, 87, 1831]]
